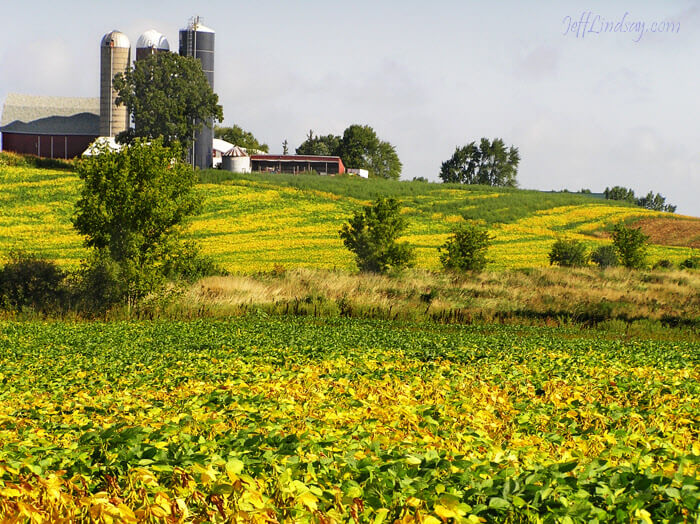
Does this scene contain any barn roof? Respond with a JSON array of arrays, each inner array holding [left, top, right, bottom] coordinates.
[[0, 93, 100, 135]]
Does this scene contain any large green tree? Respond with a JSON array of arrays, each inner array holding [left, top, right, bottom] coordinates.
[[338, 125, 402, 180], [440, 138, 519, 187], [296, 126, 402, 179], [214, 125, 269, 152], [296, 130, 342, 157], [113, 53, 223, 151], [72, 139, 202, 305]]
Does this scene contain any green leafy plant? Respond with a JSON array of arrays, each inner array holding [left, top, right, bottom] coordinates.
[[339, 197, 414, 273], [680, 256, 700, 270], [72, 138, 202, 306], [0, 251, 67, 313], [439, 223, 493, 272], [590, 245, 619, 269], [611, 223, 649, 269], [548, 239, 588, 267]]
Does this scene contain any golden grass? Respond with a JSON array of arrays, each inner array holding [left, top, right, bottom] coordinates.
[[182, 267, 700, 325]]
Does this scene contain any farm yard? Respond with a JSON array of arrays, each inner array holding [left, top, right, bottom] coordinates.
[[0, 318, 698, 522]]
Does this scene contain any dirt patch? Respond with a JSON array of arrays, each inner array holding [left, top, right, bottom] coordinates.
[[630, 217, 700, 248]]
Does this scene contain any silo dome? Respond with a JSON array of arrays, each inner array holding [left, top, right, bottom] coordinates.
[[101, 30, 130, 48], [136, 29, 170, 51]]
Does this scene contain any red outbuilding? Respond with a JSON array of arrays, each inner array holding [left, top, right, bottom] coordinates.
[[0, 93, 100, 159]]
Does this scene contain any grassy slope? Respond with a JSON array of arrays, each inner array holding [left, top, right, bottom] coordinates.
[[1, 163, 698, 271]]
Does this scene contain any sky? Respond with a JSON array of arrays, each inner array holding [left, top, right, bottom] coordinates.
[[1, 0, 698, 215]]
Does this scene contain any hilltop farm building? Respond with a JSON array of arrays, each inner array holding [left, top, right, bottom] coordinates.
[[0, 94, 99, 159], [0, 18, 358, 177]]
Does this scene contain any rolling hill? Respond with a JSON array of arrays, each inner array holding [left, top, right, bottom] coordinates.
[[1, 160, 698, 272]]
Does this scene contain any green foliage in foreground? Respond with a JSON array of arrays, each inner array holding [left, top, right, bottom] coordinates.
[[0, 318, 698, 521]]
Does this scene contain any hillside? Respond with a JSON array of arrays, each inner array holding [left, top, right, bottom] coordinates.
[[1, 162, 698, 272]]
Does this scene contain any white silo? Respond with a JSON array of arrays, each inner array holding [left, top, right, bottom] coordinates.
[[99, 30, 131, 137], [136, 29, 170, 61]]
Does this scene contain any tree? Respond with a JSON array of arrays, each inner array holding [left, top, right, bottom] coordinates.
[[439, 138, 519, 187], [214, 125, 269, 152], [282, 139, 289, 155], [72, 139, 201, 305], [604, 186, 636, 203], [296, 130, 341, 157], [548, 239, 588, 267], [611, 223, 648, 269], [339, 198, 414, 273], [439, 223, 493, 272], [337, 125, 402, 180], [636, 191, 676, 213], [113, 52, 223, 152], [604, 186, 676, 212]]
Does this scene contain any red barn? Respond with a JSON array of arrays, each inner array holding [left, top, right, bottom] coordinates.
[[0, 93, 100, 159]]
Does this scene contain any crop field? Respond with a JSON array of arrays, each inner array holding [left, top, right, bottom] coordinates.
[[1, 164, 698, 272], [0, 318, 698, 522]]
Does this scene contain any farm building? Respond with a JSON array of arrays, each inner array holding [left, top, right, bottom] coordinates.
[[250, 154, 345, 175], [0, 93, 100, 158]]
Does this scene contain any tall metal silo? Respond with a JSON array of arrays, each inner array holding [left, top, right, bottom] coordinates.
[[99, 30, 131, 137], [136, 29, 170, 61], [179, 17, 215, 169]]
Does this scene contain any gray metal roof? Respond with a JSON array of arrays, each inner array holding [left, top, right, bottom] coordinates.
[[0, 93, 100, 135]]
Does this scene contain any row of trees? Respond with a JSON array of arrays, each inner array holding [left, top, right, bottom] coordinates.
[[604, 186, 676, 212]]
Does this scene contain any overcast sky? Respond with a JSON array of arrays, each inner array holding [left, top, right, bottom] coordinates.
[[1, 0, 698, 215]]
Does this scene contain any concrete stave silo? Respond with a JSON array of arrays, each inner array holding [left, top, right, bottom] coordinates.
[[99, 30, 131, 138], [179, 17, 215, 169], [136, 29, 170, 61]]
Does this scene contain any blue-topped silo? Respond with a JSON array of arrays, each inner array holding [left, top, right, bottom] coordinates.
[[179, 17, 215, 169]]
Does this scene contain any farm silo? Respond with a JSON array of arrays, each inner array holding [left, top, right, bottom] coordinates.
[[179, 17, 215, 169], [99, 30, 131, 137], [136, 29, 170, 61]]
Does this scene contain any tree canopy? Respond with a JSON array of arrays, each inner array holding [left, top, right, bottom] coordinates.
[[439, 138, 519, 187], [295, 126, 402, 180], [113, 52, 223, 152], [604, 186, 676, 213], [72, 139, 202, 303], [296, 130, 342, 157], [214, 125, 269, 152]]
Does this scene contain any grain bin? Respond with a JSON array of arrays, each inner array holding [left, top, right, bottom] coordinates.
[[99, 30, 131, 137]]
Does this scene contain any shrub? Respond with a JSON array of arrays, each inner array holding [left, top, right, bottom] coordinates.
[[548, 239, 588, 267], [71, 251, 127, 314], [652, 259, 673, 270], [680, 256, 700, 270], [339, 197, 415, 273], [439, 223, 493, 272], [0, 251, 67, 313], [611, 223, 648, 269], [590, 245, 619, 269]]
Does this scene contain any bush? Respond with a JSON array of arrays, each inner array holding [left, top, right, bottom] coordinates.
[[680, 256, 700, 270], [548, 239, 588, 267], [339, 197, 415, 273], [0, 251, 67, 313], [439, 223, 493, 272], [652, 259, 673, 270], [590, 245, 619, 269], [70, 251, 127, 314], [611, 223, 648, 269]]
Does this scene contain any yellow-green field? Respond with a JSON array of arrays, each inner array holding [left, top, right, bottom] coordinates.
[[1, 165, 697, 272]]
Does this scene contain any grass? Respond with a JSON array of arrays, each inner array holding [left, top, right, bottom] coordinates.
[[1, 161, 698, 272], [166, 266, 700, 333]]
